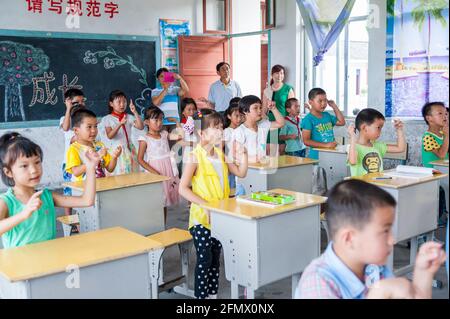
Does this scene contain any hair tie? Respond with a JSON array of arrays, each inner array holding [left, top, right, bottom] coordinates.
[[197, 110, 203, 118]]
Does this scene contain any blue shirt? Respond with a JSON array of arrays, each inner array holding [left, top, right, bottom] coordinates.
[[152, 86, 180, 125], [280, 116, 306, 153], [301, 112, 337, 159], [208, 80, 242, 112], [295, 243, 393, 299]]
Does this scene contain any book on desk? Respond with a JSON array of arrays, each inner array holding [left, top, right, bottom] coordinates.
[[383, 165, 435, 180]]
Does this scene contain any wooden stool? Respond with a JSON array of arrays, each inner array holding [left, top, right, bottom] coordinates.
[[57, 215, 80, 237], [147, 228, 194, 299]]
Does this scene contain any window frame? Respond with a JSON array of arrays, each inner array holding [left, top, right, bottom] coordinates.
[[203, 0, 230, 35]]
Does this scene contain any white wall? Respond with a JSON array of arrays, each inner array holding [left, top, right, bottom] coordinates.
[[270, 0, 302, 98], [367, 0, 386, 113], [232, 0, 261, 97], [0, 0, 202, 190]]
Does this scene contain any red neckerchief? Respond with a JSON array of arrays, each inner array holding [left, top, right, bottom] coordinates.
[[285, 116, 301, 137], [181, 117, 187, 124], [111, 111, 131, 150]]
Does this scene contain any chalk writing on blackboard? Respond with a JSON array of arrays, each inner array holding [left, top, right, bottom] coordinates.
[[83, 46, 150, 115], [29, 72, 82, 107], [0, 41, 49, 121]]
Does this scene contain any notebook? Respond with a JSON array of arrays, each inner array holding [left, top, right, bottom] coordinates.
[[384, 165, 434, 180]]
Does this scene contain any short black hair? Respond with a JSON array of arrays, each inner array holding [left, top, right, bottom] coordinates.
[[239, 95, 262, 114], [325, 180, 396, 239], [144, 106, 164, 120], [71, 109, 97, 128], [285, 98, 298, 110], [0, 132, 43, 187], [229, 97, 242, 107], [156, 67, 169, 78], [181, 98, 198, 115], [216, 62, 230, 72], [108, 89, 127, 113], [355, 108, 385, 131], [422, 102, 446, 125], [308, 88, 326, 100], [194, 109, 223, 131], [64, 88, 84, 100]]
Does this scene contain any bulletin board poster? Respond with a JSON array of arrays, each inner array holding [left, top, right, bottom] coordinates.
[[385, 0, 449, 117], [159, 19, 191, 73]]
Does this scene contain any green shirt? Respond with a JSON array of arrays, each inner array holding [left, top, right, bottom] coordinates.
[[280, 116, 306, 152], [422, 131, 448, 168], [268, 84, 293, 120], [0, 188, 56, 249], [349, 142, 388, 177]]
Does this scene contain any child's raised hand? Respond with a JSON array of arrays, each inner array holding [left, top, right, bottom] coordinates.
[[84, 149, 101, 169], [96, 147, 107, 159], [129, 100, 137, 114], [64, 98, 73, 111], [120, 115, 128, 126], [414, 241, 446, 276], [327, 100, 338, 109], [393, 119, 404, 131], [112, 145, 122, 159], [22, 190, 44, 219], [347, 124, 357, 139]]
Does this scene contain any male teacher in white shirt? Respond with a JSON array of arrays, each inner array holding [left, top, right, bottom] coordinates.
[[200, 62, 242, 113]]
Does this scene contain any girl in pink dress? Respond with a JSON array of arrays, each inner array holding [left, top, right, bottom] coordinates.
[[137, 106, 183, 223]]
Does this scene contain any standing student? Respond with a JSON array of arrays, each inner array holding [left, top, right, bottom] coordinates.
[[347, 108, 405, 176], [301, 88, 346, 159], [0, 133, 100, 249], [102, 90, 144, 175], [223, 98, 243, 191], [65, 109, 121, 182], [60, 88, 86, 216], [262, 65, 295, 155], [137, 106, 182, 223], [421, 102, 449, 226], [295, 180, 446, 299], [200, 62, 242, 113], [179, 109, 248, 299], [279, 98, 307, 157]]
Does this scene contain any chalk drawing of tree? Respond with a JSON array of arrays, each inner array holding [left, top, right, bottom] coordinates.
[[0, 41, 50, 121], [83, 46, 149, 115]]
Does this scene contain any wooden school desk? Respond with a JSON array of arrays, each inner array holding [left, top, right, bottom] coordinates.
[[63, 172, 169, 236], [349, 171, 448, 275], [201, 189, 327, 299], [239, 156, 318, 194], [0, 227, 162, 299], [431, 159, 449, 212], [315, 144, 409, 189]]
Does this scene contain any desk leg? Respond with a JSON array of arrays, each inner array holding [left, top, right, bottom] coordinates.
[[231, 282, 239, 299], [149, 249, 164, 299], [173, 242, 196, 298], [292, 273, 301, 298]]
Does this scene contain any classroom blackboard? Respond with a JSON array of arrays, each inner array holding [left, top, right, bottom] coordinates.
[[0, 32, 157, 124]]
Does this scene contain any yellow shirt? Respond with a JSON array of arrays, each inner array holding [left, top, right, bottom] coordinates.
[[65, 141, 111, 181], [189, 144, 230, 230]]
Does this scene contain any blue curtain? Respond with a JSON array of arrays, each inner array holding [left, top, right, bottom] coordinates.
[[296, 0, 356, 66]]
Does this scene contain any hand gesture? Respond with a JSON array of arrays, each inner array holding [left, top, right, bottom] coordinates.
[[65, 98, 74, 111], [414, 241, 446, 276], [442, 115, 449, 136], [347, 124, 357, 139], [112, 146, 122, 159], [129, 99, 137, 115], [393, 119, 404, 131], [84, 149, 101, 170], [325, 141, 338, 149], [22, 190, 44, 219], [96, 147, 107, 159], [120, 115, 128, 126], [162, 81, 170, 90], [327, 100, 338, 109], [172, 73, 181, 80]]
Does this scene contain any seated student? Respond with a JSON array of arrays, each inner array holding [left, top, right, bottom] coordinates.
[[347, 108, 406, 176], [0, 133, 100, 249], [295, 180, 446, 299], [301, 88, 346, 159], [279, 98, 307, 157], [421, 102, 449, 226], [65, 109, 122, 181]]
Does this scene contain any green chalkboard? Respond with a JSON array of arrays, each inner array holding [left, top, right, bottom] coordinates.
[[0, 31, 157, 125]]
